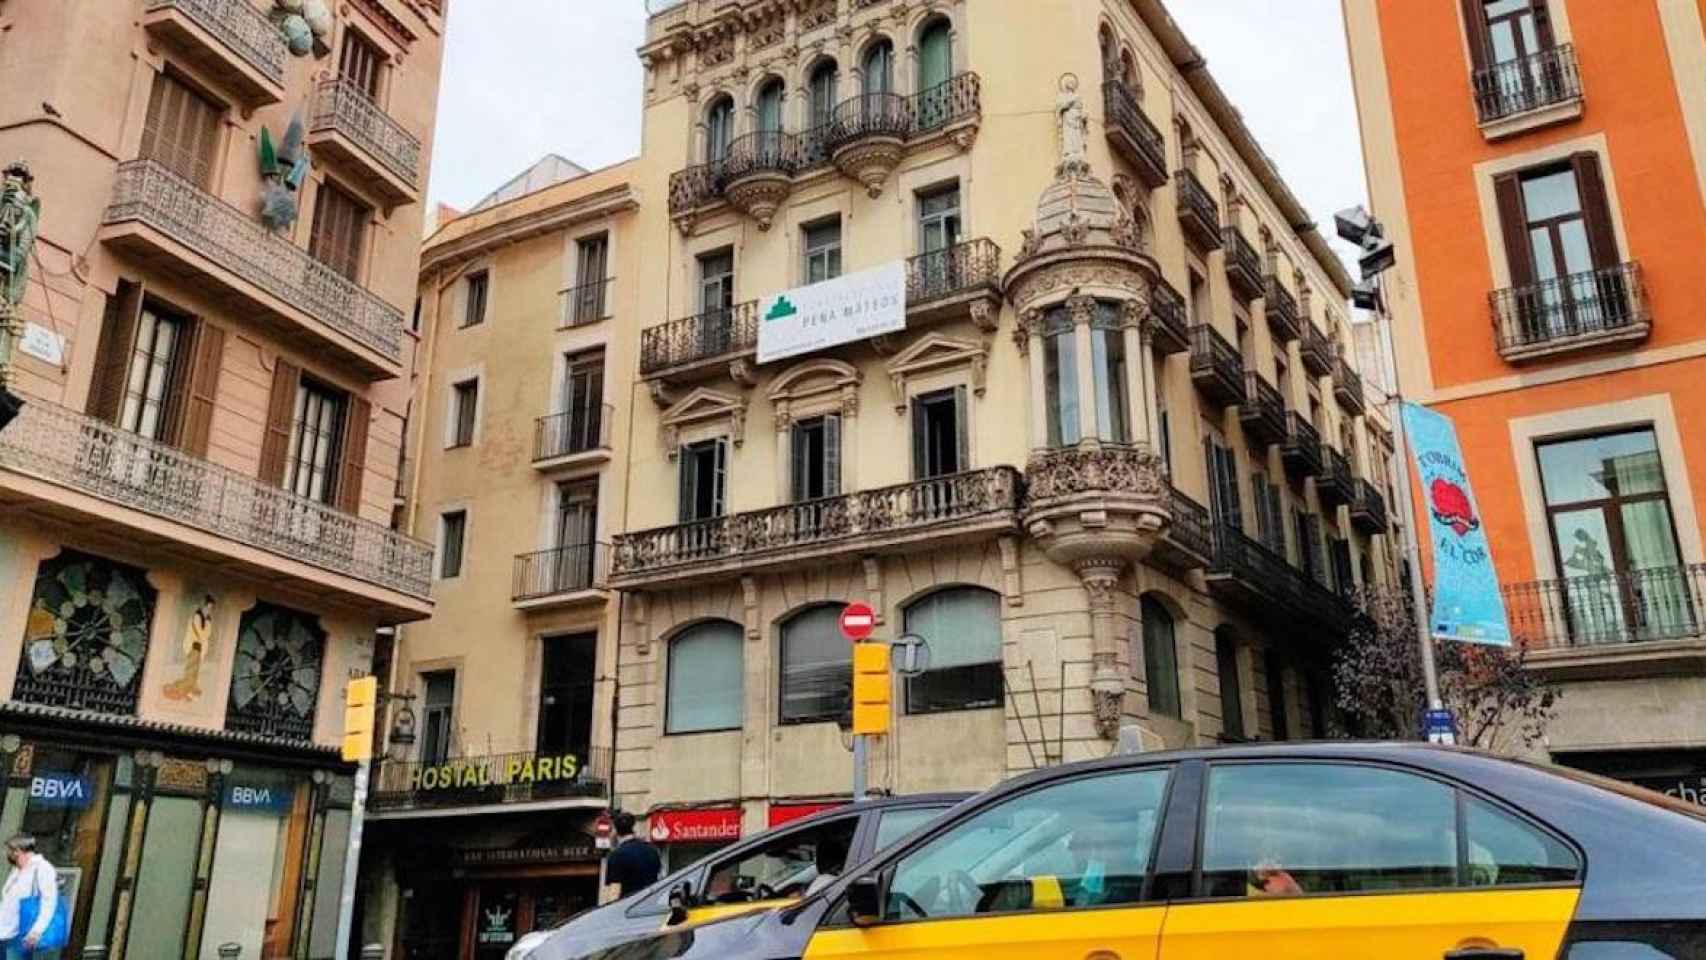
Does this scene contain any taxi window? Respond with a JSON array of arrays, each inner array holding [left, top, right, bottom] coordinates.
[[873, 807, 941, 852], [1464, 795, 1580, 886], [702, 818, 858, 904], [881, 769, 1169, 921], [1202, 763, 1458, 898]]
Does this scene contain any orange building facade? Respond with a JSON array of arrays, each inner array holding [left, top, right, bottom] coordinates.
[[1346, 0, 1706, 799]]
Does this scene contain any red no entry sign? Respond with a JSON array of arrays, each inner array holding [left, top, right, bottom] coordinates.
[[839, 602, 876, 641]]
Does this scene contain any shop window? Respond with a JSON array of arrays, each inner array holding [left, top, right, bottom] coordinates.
[[903, 587, 1001, 714], [779, 606, 851, 725], [666, 620, 743, 734], [226, 603, 325, 741], [14, 550, 156, 715], [125, 793, 201, 957], [202, 766, 309, 959]]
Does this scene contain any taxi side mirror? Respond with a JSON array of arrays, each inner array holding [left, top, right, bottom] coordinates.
[[845, 875, 882, 928], [666, 883, 692, 926]]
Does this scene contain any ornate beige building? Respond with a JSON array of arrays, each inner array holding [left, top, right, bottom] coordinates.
[[613, 0, 1402, 860], [0, 1, 445, 958]]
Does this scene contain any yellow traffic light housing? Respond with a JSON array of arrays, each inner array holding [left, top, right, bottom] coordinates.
[[342, 675, 378, 762], [851, 642, 891, 736]]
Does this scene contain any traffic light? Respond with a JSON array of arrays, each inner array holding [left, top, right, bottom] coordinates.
[[342, 676, 378, 762], [851, 642, 891, 736]]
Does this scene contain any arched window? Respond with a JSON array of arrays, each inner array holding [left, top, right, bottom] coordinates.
[[809, 61, 839, 127], [706, 96, 736, 163], [780, 605, 851, 724], [918, 19, 953, 92], [756, 78, 786, 133], [1215, 628, 1246, 741], [1121, 49, 1139, 90], [1140, 595, 1181, 719], [862, 39, 894, 96], [667, 620, 743, 733], [1099, 24, 1117, 77], [904, 587, 1001, 714]]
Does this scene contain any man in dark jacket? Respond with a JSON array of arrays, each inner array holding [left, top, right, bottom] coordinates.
[[604, 812, 662, 898]]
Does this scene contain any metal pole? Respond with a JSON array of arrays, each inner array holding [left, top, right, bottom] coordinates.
[[1371, 276, 1445, 712], [333, 758, 370, 960], [852, 735, 868, 801]]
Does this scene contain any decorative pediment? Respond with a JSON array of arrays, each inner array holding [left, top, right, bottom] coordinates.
[[767, 357, 862, 425], [885, 333, 987, 413], [660, 387, 747, 457]]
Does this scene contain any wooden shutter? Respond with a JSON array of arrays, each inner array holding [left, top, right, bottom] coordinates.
[[1572, 153, 1619, 269], [140, 72, 220, 188], [912, 398, 928, 480], [790, 424, 808, 502], [678, 447, 693, 522], [1250, 471, 1271, 546], [712, 440, 727, 516], [310, 182, 368, 281], [258, 360, 302, 486], [176, 322, 225, 456], [89, 280, 143, 423], [1459, 0, 1491, 72], [1493, 173, 1535, 288], [340, 30, 383, 98], [953, 385, 969, 474], [336, 395, 371, 513], [824, 414, 841, 497]]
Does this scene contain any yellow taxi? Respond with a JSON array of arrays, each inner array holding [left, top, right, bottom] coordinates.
[[565, 742, 1706, 959]]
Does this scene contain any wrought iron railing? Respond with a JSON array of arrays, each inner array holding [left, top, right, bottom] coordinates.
[[1103, 75, 1167, 185], [1165, 484, 1215, 562], [513, 542, 610, 601], [1240, 372, 1288, 446], [1491, 262, 1647, 356], [906, 237, 1000, 306], [668, 163, 722, 216], [534, 404, 613, 461], [311, 76, 422, 187], [1223, 227, 1264, 301], [912, 72, 981, 133], [1149, 276, 1189, 354], [828, 92, 913, 151], [1301, 321, 1335, 377], [797, 122, 835, 173], [1211, 522, 1351, 628], [1320, 444, 1355, 504], [0, 398, 434, 597], [1472, 44, 1582, 124], [723, 130, 800, 182], [1334, 355, 1365, 413], [144, 0, 286, 88], [1351, 478, 1388, 534], [1189, 323, 1244, 405], [1504, 564, 1706, 651], [612, 467, 1020, 579], [1264, 277, 1302, 343], [560, 276, 615, 328], [371, 747, 614, 811], [104, 160, 405, 363], [1176, 167, 1222, 249], [1282, 412, 1324, 477], [639, 300, 759, 374]]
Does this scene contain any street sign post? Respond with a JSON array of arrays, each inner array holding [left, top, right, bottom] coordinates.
[[336, 676, 378, 960], [1423, 708, 1459, 745], [593, 811, 615, 851], [839, 602, 876, 641], [890, 633, 931, 678]]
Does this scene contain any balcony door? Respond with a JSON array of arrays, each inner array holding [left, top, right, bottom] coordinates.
[[916, 19, 953, 128], [1495, 155, 1625, 344], [340, 29, 384, 99], [915, 184, 962, 297], [1474, 0, 1559, 106], [537, 633, 597, 768], [1537, 429, 1693, 645], [697, 249, 735, 357], [562, 349, 604, 454], [554, 480, 598, 592], [309, 180, 369, 282], [140, 71, 220, 189]]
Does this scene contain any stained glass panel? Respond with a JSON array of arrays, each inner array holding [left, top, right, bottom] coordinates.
[[225, 603, 325, 741], [14, 550, 156, 714]]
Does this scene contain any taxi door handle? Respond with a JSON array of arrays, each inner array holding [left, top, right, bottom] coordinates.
[[1446, 950, 1523, 960]]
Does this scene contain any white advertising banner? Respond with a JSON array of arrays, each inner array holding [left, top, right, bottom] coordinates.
[[756, 260, 907, 364]]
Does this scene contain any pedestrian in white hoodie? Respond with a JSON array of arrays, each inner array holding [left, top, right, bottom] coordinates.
[[0, 835, 56, 958]]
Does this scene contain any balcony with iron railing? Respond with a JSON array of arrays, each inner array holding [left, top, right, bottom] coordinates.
[[0, 397, 434, 621], [1190, 324, 1245, 408], [1153, 484, 1214, 574], [1472, 44, 1583, 130], [1176, 167, 1223, 252], [1103, 74, 1167, 190], [1223, 228, 1264, 303], [1350, 478, 1388, 536], [639, 300, 759, 380], [370, 746, 614, 815], [1301, 321, 1335, 377], [100, 160, 406, 377], [905, 237, 1001, 327], [1282, 413, 1324, 478], [1148, 276, 1189, 356], [610, 467, 1021, 588], [1264, 277, 1302, 344], [1319, 444, 1355, 508], [308, 76, 423, 206], [1333, 355, 1366, 415], [513, 542, 611, 608], [142, 0, 286, 107], [1208, 522, 1353, 634], [533, 404, 614, 469], [1505, 564, 1706, 681], [560, 276, 615, 329], [1239, 372, 1289, 448], [1491, 262, 1649, 363]]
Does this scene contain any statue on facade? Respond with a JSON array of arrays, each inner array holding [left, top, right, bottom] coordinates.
[[0, 159, 41, 399], [1056, 74, 1090, 173]]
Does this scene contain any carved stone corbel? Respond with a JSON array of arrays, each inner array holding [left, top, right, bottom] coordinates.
[[742, 575, 761, 641], [997, 535, 1023, 606], [968, 298, 998, 334], [662, 423, 682, 457], [729, 357, 757, 387], [649, 380, 678, 408]]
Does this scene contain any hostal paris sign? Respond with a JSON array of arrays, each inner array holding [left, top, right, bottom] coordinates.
[[408, 753, 581, 791]]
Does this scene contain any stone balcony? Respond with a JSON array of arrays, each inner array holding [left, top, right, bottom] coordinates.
[[308, 77, 423, 208], [1023, 444, 1171, 569], [142, 0, 286, 109], [100, 161, 407, 379], [610, 467, 1021, 590], [0, 398, 433, 623]]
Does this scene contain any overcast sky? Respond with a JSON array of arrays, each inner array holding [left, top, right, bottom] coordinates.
[[427, 1, 1367, 261]]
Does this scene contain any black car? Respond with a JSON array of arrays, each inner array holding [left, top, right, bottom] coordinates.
[[563, 743, 1706, 959], [508, 792, 968, 959]]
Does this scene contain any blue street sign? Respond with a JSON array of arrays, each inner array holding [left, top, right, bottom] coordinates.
[[29, 772, 94, 810], [1423, 708, 1459, 745]]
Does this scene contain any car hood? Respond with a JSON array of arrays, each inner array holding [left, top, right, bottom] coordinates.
[[562, 911, 777, 960]]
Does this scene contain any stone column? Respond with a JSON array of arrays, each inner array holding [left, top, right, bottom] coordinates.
[[1076, 558, 1126, 740], [1122, 299, 1151, 448], [1068, 296, 1100, 444], [840, 387, 860, 492], [773, 402, 793, 503], [1023, 311, 1048, 450]]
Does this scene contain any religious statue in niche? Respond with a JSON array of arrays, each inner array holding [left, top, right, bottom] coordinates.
[[1056, 74, 1090, 172], [258, 113, 311, 231], [271, 0, 334, 58], [163, 593, 216, 702]]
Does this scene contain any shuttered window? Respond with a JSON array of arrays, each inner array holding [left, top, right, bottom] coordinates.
[[309, 181, 369, 281], [284, 379, 345, 505], [912, 387, 967, 480], [439, 510, 467, 578], [678, 438, 727, 522], [340, 29, 384, 98], [1494, 154, 1617, 291], [790, 414, 841, 502], [119, 305, 185, 442], [88, 282, 224, 456], [462, 270, 490, 328], [1204, 434, 1241, 532], [140, 72, 221, 189]]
